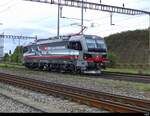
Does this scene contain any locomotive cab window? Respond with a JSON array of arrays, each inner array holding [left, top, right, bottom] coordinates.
[[68, 41, 82, 51], [23, 47, 28, 53]]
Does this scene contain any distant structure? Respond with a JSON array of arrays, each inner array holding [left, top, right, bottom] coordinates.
[[0, 38, 4, 62], [123, 3, 125, 8]]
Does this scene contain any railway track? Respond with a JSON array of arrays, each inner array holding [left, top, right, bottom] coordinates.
[[30, 69, 150, 84], [99, 71, 150, 83], [36, 69, 150, 84], [0, 72, 149, 113], [1, 66, 150, 83]]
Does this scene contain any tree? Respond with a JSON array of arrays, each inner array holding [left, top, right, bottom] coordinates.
[[107, 52, 118, 67], [11, 46, 23, 63], [3, 53, 10, 62]]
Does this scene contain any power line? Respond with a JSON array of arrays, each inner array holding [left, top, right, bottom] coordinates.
[[0, 1, 20, 15], [0, 0, 13, 8], [72, 6, 150, 27], [24, 0, 150, 15], [61, 16, 91, 21], [97, 21, 148, 35], [88, 8, 148, 28], [125, 0, 150, 5], [0, 34, 37, 40]]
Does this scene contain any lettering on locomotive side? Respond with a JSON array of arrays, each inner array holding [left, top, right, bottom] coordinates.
[[41, 51, 47, 55], [47, 46, 66, 50], [39, 46, 66, 51]]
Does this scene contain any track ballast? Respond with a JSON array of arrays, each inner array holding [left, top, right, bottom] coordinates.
[[0, 72, 149, 113]]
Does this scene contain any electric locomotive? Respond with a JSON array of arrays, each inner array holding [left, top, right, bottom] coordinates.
[[22, 34, 109, 73]]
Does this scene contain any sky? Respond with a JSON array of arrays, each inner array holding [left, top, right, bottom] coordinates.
[[0, 0, 150, 54]]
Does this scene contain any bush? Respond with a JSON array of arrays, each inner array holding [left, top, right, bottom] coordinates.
[[10, 46, 23, 63], [3, 53, 10, 62], [107, 52, 118, 67]]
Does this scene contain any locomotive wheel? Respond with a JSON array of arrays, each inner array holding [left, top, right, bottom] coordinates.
[[26, 63, 37, 69], [43, 64, 49, 71], [70, 64, 76, 73], [76, 68, 82, 74], [38, 62, 44, 70]]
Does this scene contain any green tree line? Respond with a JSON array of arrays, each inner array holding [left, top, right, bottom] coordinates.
[[3, 29, 148, 67], [105, 29, 149, 67], [3, 46, 23, 63]]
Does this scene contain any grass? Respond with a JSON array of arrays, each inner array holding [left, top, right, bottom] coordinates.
[[1, 62, 150, 76], [0, 63, 150, 92], [0, 63, 25, 69]]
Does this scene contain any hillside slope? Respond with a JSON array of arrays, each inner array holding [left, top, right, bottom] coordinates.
[[104, 29, 149, 65]]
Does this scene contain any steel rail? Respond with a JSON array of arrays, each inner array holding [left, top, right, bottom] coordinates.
[[24, 68, 150, 84], [0, 72, 149, 113], [99, 71, 150, 84], [102, 71, 150, 77]]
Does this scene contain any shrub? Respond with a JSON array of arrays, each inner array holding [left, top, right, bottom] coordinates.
[[3, 53, 10, 62], [107, 52, 118, 67]]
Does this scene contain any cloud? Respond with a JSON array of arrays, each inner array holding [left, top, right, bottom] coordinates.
[[0, 0, 149, 53]]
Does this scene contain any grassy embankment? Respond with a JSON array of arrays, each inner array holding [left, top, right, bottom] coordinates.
[[103, 68, 150, 75], [0, 63, 25, 69], [0, 63, 150, 75], [105, 29, 149, 68]]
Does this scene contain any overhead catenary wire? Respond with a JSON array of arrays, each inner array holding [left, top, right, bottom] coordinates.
[[97, 22, 148, 36], [0, 1, 20, 15], [0, 0, 13, 8]]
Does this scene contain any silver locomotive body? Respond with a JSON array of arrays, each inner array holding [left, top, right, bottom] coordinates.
[[23, 34, 109, 73]]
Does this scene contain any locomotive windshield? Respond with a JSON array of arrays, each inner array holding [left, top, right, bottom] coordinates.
[[85, 35, 107, 52], [96, 39, 107, 50], [86, 39, 97, 49]]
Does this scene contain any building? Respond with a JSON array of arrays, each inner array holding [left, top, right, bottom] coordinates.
[[0, 47, 3, 60], [0, 38, 4, 62]]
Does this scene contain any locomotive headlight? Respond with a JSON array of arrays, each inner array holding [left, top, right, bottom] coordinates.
[[83, 56, 87, 60], [83, 53, 92, 60], [96, 56, 99, 59]]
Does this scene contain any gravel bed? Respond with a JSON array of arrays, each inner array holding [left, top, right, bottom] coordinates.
[[0, 82, 107, 113], [0, 93, 41, 113], [0, 67, 150, 101]]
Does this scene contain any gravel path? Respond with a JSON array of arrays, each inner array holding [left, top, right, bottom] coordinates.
[[0, 67, 150, 101], [0, 82, 107, 113], [0, 93, 41, 113]]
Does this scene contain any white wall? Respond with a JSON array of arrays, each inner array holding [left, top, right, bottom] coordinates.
[[0, 38, 4, 58]]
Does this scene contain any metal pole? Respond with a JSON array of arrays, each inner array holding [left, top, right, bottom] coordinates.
[[110, 12, 115, 26], [81, 0, 84, 35], [110, 12, 112, 25], [149, 14, 150, 67], [57, 0, 60, 38], [0, 33, 4, 61], [18, 38, 21, 63]]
